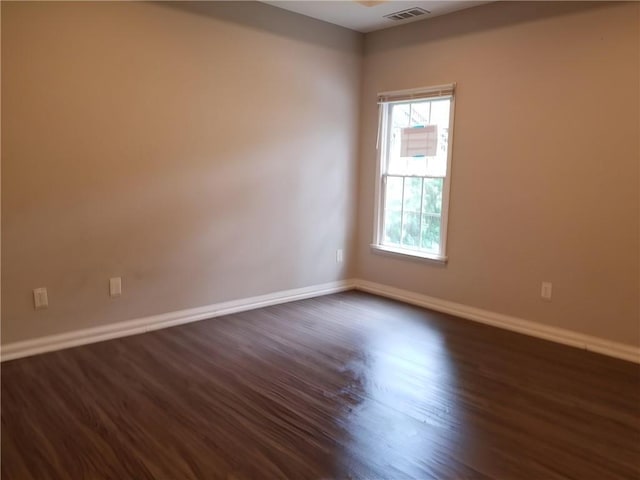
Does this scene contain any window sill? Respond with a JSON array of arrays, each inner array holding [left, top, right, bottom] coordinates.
[[370, 244, 448, 265]]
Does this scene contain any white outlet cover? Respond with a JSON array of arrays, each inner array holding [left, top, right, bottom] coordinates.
[[33, 287, 48, 309], [110, 277, 122, 297]]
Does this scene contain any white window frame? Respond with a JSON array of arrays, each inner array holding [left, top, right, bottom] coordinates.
[[371, 83, 456, 264]]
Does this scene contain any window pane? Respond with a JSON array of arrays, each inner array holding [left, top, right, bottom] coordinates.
[[387, 104, 408, 174], [388, 99, 451, 178], [382, 176, 444, 252], [403, 177, 422, 213], [384, 209, 401, 245], [388, 102, 432, 176], [387, 125, 406, 174], [410, 102, 429, 126], [421, 214, 441, 252], [383, 176, 403, 245], [404, 156, 427, 177], [430, 99, 450, 128], [384, 176, 403, 212], [402, 212, 421, 248], [391, 103, 410, 128], [425, 99, 450, 177], [402, 177, 422, 248], [422, 178, 443, 215]]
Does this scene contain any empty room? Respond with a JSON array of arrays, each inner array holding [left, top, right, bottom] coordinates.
[[1, 1, 639, 478]]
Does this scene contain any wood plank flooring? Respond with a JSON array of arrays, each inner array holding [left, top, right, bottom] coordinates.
[[2, 291, 639, 479]]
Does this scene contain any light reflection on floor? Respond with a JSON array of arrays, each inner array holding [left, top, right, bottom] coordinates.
[[339, 313, 461, 478]]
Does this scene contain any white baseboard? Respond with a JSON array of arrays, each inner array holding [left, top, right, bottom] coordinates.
[[0, 279, 357, 362], [354, 279, 640, 364], [3, 277, 638, 364]]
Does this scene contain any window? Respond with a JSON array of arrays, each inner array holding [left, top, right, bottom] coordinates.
[[372, 84, 456, 262]]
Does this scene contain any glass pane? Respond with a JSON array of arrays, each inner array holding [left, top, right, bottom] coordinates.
[[402, 212, 421, 248], [422, 178, 443, 215], [421, 214, 441, 252], [384, 176, 403, 212], [405, 156, 428, 176], [383, 177, 403, 245], [403, 177, 422, 214], [425, 98, 451, 177], [384, 209, 401, 245], [391, 103, 410, 129], [388, 104, 408, 175], [430, 99, 450, 128], [388, 101, 438, 177], [386, 134, 405, 174], [410, 102, 429, 126]]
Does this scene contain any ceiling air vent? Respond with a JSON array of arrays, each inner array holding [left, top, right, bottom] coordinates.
[[384, 7, 430, 21]]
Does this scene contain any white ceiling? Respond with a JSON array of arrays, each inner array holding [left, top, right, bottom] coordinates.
[[261, 1, 490, 33]]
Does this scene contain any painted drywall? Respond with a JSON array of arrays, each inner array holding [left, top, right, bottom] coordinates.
[[1, 1, 362, 343], [356, 1, 640, 346], [3, 1, 639, 351]]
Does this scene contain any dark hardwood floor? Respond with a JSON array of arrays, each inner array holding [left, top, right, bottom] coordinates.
[[2, 291, 639, 479]]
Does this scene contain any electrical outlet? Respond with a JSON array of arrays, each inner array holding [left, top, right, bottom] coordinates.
[[33, 287, 48, 309], [541, 282, 552, 301], [336, 249, 344, 263], [110, 277, 122, 297]]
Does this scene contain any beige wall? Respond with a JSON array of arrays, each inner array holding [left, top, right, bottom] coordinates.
[[356, 2, 640, 346], [1, 1, 362, 343], [3, 1, 639, 349]]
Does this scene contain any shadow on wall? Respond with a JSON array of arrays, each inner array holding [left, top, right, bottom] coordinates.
[[154, 1, 363, 52], [366, 1, 618, 52]]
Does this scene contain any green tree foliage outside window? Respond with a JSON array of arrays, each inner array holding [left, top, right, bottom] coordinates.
[[384, 176, 443, 252]]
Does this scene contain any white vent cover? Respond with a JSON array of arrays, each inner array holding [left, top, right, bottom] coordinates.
[[384, 7, 430, 21]]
